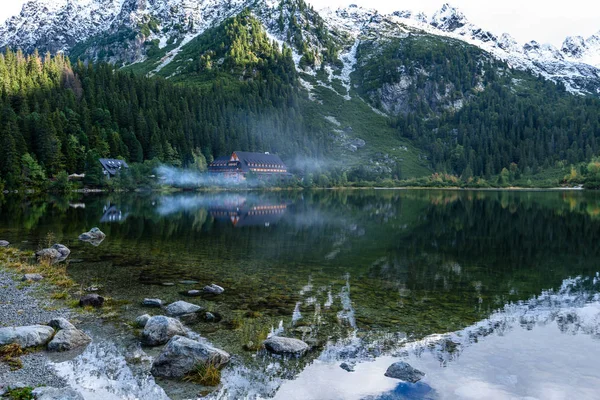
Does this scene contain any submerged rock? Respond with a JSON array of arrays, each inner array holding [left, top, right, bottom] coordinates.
[[78, 227, 106, 247], [263, 336, 309, 355], [135, 314, 151, 328], [0, 325, 55, 348], [179, 280, 198, 285], [22, 273, 44, 282], [141, 316, 186, 346], [203, 284, 224, 295], [0, 240, 9, 247], [32, 387, 84, 400], [36, 244, 70, 264], [165, 300, 202, 316], [340, 362, 356, 372], [142, 298, 163, 308], [151, 335, 230, 379], [186, 290, 201, 296], [79, 294, 104, 308], [384, 361, 425, 383]]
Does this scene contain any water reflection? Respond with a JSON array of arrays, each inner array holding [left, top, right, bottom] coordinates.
[[2, 190, 600, 398]]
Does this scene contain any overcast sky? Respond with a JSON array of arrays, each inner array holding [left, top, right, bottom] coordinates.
[[1, 0, 599, 47]]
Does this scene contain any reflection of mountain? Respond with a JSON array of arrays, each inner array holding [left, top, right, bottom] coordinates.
[[100, 204, 128, 223], [210, 201, 288, 227]]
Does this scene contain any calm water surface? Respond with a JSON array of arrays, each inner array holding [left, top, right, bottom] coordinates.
[[1, 189, 599, 399]]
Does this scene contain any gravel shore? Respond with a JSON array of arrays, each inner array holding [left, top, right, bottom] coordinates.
[[0, 268, 71, 388]]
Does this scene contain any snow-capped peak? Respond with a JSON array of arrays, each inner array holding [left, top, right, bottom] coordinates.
[[429, 3, 467, 32]]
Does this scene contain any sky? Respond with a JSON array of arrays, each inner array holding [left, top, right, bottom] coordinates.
[[0, 0, 599, 47]]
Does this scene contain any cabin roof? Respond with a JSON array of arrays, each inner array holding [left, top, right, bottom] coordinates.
[[99, 158, 129, 175]]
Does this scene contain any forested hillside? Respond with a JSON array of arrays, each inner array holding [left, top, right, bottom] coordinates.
[[354, 34, 600, 179]]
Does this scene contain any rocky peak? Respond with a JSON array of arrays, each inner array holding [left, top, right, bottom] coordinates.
[[562, 36, 587, 58], [429, 3, 467, 32]]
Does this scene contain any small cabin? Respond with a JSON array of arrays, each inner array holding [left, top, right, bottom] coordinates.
[[99, 158, 129, 178], [208, 151, 288, 178]]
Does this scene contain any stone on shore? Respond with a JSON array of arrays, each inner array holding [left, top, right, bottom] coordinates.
[[203, 284, 224, 295], [151, 335, 230, 379], [0, 240, 9, 247], [384, 361, 425, 383], [0, 325, 55, 348], [141, 316, 186, 346], [135, 314, 151, 328], [165, 301, 202, 317], [46, 318, 91, 352], [48, 318, 75, 331], [36, 244, 70, 264], [79, 294, 104, 308], [263, 336, 309, 355], [22, 273, 44, 282], [186, 290, 201, 296], [142, 298, 163, 308], [32, 387, 84, 400]]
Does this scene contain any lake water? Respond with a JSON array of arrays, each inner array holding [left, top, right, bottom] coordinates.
[[1, 189, 599, 400]]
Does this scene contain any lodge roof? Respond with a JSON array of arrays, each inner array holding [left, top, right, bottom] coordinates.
[[99, 158, 129, 176], [208, 151, 287, 173]]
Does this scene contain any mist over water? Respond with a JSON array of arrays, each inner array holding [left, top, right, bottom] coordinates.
[[156, 165, 245, 188]]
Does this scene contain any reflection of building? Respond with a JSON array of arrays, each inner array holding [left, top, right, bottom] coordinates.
[[100, 204, 128, 223], [209, 197, 288, 227], [208, 151, 289, 180]]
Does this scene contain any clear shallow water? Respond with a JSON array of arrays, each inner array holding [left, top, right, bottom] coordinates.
[[1, 189, 600, 399]]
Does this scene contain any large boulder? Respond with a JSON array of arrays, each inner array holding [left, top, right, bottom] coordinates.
[[78, 228, 106, 246], [79, 294, 104, 308], [203, 284, 224, 295], [36, 244, 70, 264], [165, 301, 202, 317], [32, 387, 84, 400], [0, 240, 9, 247], [151, 335, 230, 379], [141, 316, 186, 346], [263, 336, 309, 355], [47, 318, 91, 352], [384, 361, 425, 383], [0, 325, 55, 348]]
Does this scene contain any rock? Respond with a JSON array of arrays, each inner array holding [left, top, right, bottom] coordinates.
[[36, 244, 70, 264], [340, 362, 356, 372], [141, 316, 186, 346], [142, 298, 163, 307], [203, 284, 224, 295], [263, 336, 309, 355], [204, 312, 216, 322], [151, 335, 230, 379], [22, 273, 44, 282], [47, 318, 91, 352], [186, 290, 201, 296], [0, 240, 9, 247], [48, 328, 92, 352], [179, 280, 198, 285], [79, 294, 104, 308], [78, 228, 106, 246], [48, 318, 76, 331], [161, 282, 175, 286], [32, 387, 84, 400], [0, 325, 55, 348], [78, 227, 106, 241], [384, 361, 425, 383], [165, 301, 202, 316], [294, 326, 312, 334], [135, 314, 151, 328]]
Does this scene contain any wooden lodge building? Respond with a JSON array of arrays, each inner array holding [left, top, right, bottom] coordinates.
[[208, 151, 289, 179]]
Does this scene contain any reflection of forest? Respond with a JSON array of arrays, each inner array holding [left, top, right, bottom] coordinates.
[[1, 190, 600, 338]]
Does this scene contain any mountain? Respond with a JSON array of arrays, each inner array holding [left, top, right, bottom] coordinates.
[[1, 0, 600, 189]]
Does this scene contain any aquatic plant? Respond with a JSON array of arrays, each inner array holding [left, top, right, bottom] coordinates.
[[182, 360, 222, 386]]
